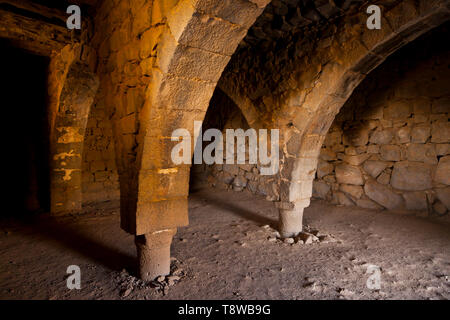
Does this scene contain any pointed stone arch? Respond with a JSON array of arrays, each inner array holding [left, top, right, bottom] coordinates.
[[278, 0, 450, 237], [122, 0, 271, 236], [96, 0, 272, 280], [50, 49, 99, 214]]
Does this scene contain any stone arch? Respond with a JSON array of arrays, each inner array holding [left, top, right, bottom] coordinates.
[[278, 0, 450, 237], [189, 87, 255, 192], [50, 60, 99, 214], [121, 0, 272, 237], [104, 0, 273, 280]]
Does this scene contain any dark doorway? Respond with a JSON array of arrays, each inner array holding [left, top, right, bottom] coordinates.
[[1, 40, 50, 215]]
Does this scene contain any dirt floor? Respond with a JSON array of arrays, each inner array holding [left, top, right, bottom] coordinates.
[[1, 188, 449, 300]]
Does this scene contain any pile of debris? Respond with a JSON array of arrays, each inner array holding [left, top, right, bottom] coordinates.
[[116, 257, 186, 298], [263, 224, 338, 245]]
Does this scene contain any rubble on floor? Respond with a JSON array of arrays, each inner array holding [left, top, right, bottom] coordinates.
[[263, 224, 339, 245], [115, 258, 186, 298]]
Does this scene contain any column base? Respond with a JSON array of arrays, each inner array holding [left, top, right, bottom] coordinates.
[[135, 228, 176, 281], [279, 207, 304, 238]]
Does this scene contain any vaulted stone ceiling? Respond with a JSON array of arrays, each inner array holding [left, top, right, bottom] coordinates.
[[0, 0, 100, 55], [221, 0, 405, 119], [23, 0, 101, 11], [241, 0, 402, 47]]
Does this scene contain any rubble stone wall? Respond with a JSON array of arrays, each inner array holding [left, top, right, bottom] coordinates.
[[312, 37, 450, 215], [81, 88, 120, 205], [194, 90, 282, 201]]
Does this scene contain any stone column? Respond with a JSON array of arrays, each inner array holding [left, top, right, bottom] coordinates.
[[135, 228, 177, 281], [277, 177, 312, 238], [278, 205, 304, 238], [278, 154, 317, 238]]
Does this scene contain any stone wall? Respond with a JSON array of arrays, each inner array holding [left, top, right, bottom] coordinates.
[[312, 33, 450, 215], [193, 89, 281, 201], [81, 88, 120, 205]]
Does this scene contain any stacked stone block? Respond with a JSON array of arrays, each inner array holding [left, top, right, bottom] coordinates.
[[81, 94, 120, 205], [312, 42, 450, 214]]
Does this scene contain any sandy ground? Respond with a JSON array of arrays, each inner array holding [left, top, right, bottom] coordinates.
[[0, 188, 449, 300]]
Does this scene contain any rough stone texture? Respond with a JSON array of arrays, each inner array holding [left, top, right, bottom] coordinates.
[[336, 192, 355, 206], [370, 129, 394, 145], [391, 161, 433, 191], [363, 161, 390, 179], [377, 172, 391, 185], [364, 180, 404, 210], [403, 191, 429, 211], [380, 145, 402, 161], [81, 95, 120, 204], [335, 164, 364, 186], [340, 184, 364, 201], [411, 126, 431, 143], [407, 144, 438, 165], [317, 160, 334, 179], [433, 201, 448, 215], [435, 156, 450, 185], [431, 122, 450, 143], [309, 24, 449, 213], [396, 127, 411, 144], [344, 126, 369, 147], [135, 229, 177, 281], [340, 154, 371, 166], [0, 4, 77, 56], [436, 144, 450, 156], [384, 101, 412, 120], [51, 60, 99, 214], [435, 187, 450, 210], [313, 180, 331, 200], [233, 176, 248, 190]]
